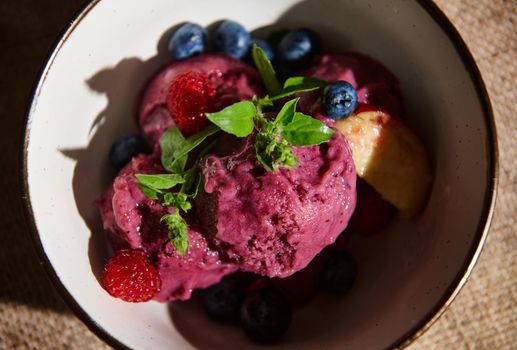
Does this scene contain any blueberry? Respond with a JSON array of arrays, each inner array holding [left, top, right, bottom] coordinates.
[[213, 20, 251, 59], [276, 28, 320, 65], [240, 287, 292, 344], [203, 276, 244, 322], [249, 37, 274, 61], [320, 251, 358, 294], [168, 23, 207, 60], [321, 81, 359, 119], [109, 134, 150, 170]]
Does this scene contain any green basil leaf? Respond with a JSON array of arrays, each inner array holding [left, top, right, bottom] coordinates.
[[252, 44, 282, 96], [136, 183, 161, 200], [206, 101, 256, 137], [181, 124, 220, 153], [283, 76, 327, 90], [170, 125, 220, 171], [160, 127, 188, 173], [270, 76, 327, 101], [274, 98, 299, 126], [161, 213, 188, 255], [135, 173, 185, 190], [160, 126, 220, 173], [282, 112, 334, 146]]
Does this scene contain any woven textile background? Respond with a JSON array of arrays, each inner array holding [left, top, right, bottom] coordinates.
[[0, 0, 515, 349]]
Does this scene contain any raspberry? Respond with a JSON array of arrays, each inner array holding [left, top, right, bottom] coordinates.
[[102, 249, 161, 302], [166, 71, 215, 136]]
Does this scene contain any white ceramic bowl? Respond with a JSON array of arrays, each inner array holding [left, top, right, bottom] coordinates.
[[23, 0, 497, 349]]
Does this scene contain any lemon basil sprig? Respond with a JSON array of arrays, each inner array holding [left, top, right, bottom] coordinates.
[[135, 44, 332, 254], [206, 44, 333, 171], [135, 126, 218, 255]]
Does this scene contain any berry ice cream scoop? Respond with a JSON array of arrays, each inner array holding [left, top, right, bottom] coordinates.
[[96, 154, 237, 301], [196, 132, 357, 278]]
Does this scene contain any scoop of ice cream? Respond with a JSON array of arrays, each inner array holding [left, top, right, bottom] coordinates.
[[139, 54, 264, 145], [196, 133, 357, 278], [96, 154, 237, 301], [298, 53, 403, 118]]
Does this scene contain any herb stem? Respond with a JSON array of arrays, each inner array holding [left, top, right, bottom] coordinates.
[[254, 103, 268, 128]]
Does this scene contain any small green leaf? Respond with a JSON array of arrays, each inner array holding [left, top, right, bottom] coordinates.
[[257, 95, 274, 108], [135, 173, 185, 190], [274, 98, 299, 126], [136, 183, 161, 200], [160, 127, 188, 173], [252, 44, 281, 96], [282, 112, 334, 146], [161, 213, 188, 255], [206, 101, 256, 137], [271, 76, 327, 101], [253, 94, 274, 109], [277, 141, 298, 169], [271, 141, 298, 171], [162, 192, 192, 212], [255, 124, 275, 171], [255, 123, 298, 172], [283, 76, 327, 90]]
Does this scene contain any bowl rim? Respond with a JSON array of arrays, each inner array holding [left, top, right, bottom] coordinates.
[[20, 0, 499, 349]]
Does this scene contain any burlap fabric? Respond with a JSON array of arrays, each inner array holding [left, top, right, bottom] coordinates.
[[0, 0, 515, 349]]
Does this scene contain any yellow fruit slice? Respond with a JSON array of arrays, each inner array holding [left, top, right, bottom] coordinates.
[[336, 109, 432, 217]]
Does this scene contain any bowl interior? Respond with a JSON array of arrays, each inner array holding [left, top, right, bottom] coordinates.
[[25, 0, 493, 349]]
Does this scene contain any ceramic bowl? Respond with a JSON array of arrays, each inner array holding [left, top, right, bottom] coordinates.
[[23, 0, 497, 349]]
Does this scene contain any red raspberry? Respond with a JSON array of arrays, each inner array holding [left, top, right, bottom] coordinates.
[[166, 71, 215, 136], [102, 249, 161, 302]]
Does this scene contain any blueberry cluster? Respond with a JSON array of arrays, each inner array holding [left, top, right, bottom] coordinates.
[[203, 251, 358, 344], [167, 20, 320, 65]]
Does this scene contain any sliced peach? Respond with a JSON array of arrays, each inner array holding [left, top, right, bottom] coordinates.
[[336, 109, 432, 217]]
